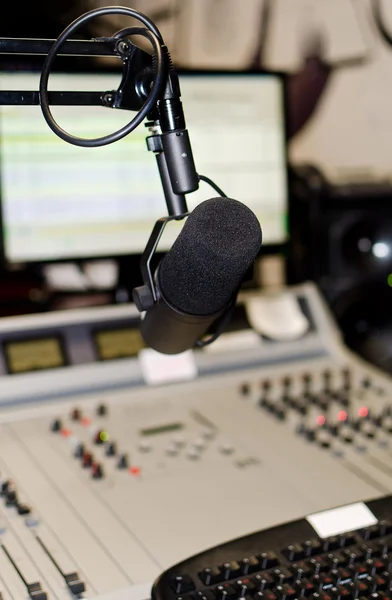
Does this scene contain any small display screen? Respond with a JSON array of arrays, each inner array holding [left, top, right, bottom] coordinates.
[[140, 423, 184, 437], [4, 337, 65, 374], [94, 327, 145, 360]]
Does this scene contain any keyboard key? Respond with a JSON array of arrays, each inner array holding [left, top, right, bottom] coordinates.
[[252, 573, 275, 590], [308, 556, 329, 573], [336, 568, 353, 585], [259, 552, 279, 569], [339, 534, 356, 547], [322, 536, 341, 552], [360, 525, 382, 541], [271, 567, 293, 584], [326, 552, 347, 568], [369, 572, 389, 591], [282, 544, 305, 562], [274, 583, 297, 599], [295, 578, 315, 596], [171, 575, 195, 594], [199, 568, 222, 586], [319, 574, 336, 590], [240, 557, 261, 575], [220, 561, 242, 580], [303, 540, 322, 557], [379, 520, 392, 536], [355, 564, 370, 580], [291, 561, 312, 578], [331, 584, 353, 599], [214, 584, 237, 600], [352, 579, 370, 596], [234, 579, 257, 596]]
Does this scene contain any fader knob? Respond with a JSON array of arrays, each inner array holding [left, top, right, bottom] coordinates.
[[240, 383, 251, 396], [51, 419, 62, 432], [74, 443, 85, 459], [5, 483, 18, 506], [94, 431, 105, 445], [117, 454, 129, 469], [97, 404, 107, 416], [82, 452, 93, 468], [105, 442, 117, 456], [91, 463, 104, 480], [70, 408, 81, 421]]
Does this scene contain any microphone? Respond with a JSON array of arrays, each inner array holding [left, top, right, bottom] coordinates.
[[138, 197, 262, 354]]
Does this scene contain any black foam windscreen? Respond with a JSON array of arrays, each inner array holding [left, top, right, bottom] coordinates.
[[158, 198, 262, 316]]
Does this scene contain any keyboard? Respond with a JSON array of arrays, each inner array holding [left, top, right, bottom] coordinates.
[[151, 495, 392, 600]]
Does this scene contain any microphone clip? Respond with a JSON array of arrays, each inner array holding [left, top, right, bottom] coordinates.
[[132, 213, 188, 312]]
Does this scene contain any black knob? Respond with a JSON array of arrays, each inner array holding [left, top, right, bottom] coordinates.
[[74, 443, 85, 459], [106, 442, 117, 456], [17, 503, 31, 515], [5, 483, 18, 506], [91, 463, 104, 480], [240, 383, 250, 396], [94, 431, 105, 445], [1, 481, 10, 496], [117, 454, 129, 469], [97, 404, 107, 417], [51, 419, 62, 432], [82, 452, 93, 468], [70, 408, 81, 421], [261, 380, 272, 393]]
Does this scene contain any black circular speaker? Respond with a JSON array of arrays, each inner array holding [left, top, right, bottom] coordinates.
[[333, 282, 392, 374], [341, 218, 392, 272]]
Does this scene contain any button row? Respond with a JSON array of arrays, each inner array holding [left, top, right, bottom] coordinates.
[[178, 559, 392, 600], [199, 554, 280, 586]]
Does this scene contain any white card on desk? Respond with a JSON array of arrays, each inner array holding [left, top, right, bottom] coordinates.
[[307, 502, 377, 538], [139, 348, 198, 385]]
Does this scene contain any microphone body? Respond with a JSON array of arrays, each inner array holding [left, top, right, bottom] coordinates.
[[140, 271, 224, 355], [138, 197, 262, 354]]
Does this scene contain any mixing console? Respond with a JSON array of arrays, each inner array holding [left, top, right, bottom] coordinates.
[[0, 283, 388, 599]]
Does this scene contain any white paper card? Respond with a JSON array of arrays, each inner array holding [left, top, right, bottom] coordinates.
[[203, 330, 262, 354], [307, 502, 377, 538], [139, 348, 198, 385]]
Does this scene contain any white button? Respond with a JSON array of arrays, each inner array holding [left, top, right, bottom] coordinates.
[[172, 437, 185, 448], [139, 441, 152, 453], [192, 438, 205, 450], [166, 445, 179, 456], [187, 448, 200, 460], [202, 429, 215, 440]]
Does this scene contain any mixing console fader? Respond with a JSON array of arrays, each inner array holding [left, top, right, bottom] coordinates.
[[0, 283, 389, 599]]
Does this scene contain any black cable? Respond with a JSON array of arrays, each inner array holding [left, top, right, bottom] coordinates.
[[39, 6, 166, 147], [198, 174, 227, 198], [371, 0, 392, 48]]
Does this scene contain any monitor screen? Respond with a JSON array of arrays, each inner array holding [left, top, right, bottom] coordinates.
[[0, 70, 288, 263]]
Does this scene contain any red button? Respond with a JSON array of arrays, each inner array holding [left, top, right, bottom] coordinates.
[[61, 428, 72, 438], [129, 466, 141, 476]]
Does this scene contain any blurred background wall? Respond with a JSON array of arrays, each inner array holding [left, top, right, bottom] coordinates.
[[77, 0, 392, 183]]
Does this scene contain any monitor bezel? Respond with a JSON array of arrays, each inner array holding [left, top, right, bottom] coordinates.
[[0, 66, 290, 271]]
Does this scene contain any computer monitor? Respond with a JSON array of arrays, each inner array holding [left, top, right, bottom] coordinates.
[[0, 69, 288, 264]]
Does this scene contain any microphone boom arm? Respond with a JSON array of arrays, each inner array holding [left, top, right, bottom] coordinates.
[[0, 26, 198, 216]]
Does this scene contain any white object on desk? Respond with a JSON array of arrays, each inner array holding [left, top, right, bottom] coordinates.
[[307, 501, 377, 538], [139, 348, 198, 385], [245, 292, 309, 341]]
